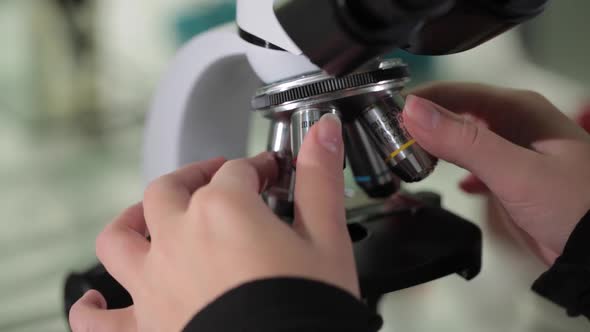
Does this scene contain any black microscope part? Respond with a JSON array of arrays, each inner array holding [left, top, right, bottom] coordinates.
[[238, 28, 286, 51], [64, 264, 132, 314], [351, 201, 482, 297], [274, 0, 549, 76]]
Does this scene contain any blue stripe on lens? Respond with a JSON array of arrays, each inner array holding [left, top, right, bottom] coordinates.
[[355, 176, 372, 183]]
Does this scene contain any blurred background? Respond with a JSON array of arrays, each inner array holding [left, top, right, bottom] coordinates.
[[1, 0, 589, 331]]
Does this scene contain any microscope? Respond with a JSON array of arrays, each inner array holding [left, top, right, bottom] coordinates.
[[64, 0, 549, 326]]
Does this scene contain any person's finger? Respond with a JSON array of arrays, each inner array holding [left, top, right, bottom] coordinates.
[[69, 290, 136, 332], [143, 157, 226, 231], [409, 82, 582, 148], [577, 107, 590, 133], [207, 152, 278, 194], [293, 114, 348, 248], [188, 153, 279, 232], [403, 95, 545, 201], [459, 174, 490, 194], [96, 203, 149, 292]]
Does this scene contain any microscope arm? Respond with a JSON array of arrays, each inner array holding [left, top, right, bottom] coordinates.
[[142, 24, 259, 183]]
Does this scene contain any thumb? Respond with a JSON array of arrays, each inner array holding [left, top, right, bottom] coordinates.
[[69, 290, 136, 332], [293, 113, 348, 248], [403, 95, 543, 199]]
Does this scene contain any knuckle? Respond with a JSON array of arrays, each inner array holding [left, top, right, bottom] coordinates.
[[189, 187, 210, 211], [143, 177, 167, 203], [446, 116, 481, 163], [298, 156, 331, 178], [192, 187, 235, 213], [459, 117, 481, 149]]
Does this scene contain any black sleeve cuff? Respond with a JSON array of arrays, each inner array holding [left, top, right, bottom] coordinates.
[[183, 278, 383, 332], [532, 210, 590, 319]]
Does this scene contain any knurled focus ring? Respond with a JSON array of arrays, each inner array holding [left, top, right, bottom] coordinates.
[[252, 65, 410, 110]]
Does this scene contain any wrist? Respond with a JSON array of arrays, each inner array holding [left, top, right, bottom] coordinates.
[[546, 200, 590, 256], [532, 210, 590, 319], [558, 210, 590, 265]]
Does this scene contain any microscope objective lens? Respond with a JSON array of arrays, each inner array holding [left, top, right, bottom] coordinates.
[[290, 108, 337, 165], [264, 116, 295, 220], [344, 120, 401, 198], [359, 96, 437, 182], [252, 59, 437, 202]]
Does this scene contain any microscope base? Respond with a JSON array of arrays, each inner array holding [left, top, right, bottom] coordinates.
[[63, 193, 482, 317], [348, 194, 482, 298]]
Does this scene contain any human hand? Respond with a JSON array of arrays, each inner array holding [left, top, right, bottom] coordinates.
[[68, 114, 357, 332], [402, 82, 590, 262]]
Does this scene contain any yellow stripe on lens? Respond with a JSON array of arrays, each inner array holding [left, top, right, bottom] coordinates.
[[385, 139, 416, 162]]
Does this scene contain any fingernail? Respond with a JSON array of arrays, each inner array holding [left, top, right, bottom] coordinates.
[[83, 290, 107, 309], [317, 113, 342, 153], [405, 95, 442, 130]]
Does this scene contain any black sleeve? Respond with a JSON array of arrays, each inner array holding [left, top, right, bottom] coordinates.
[[532, 210, 590, 319], [183, 278, 383, 332]]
